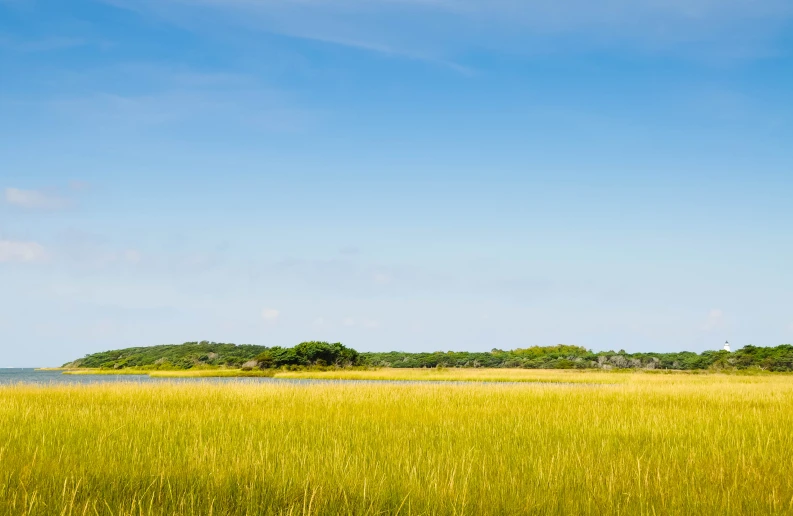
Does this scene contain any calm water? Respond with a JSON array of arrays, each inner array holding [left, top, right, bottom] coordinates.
[[0, 369, 596, 387], [0, 369, 327, 386]]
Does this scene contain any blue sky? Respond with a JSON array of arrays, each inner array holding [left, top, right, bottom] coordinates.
[[1, 0, 792, 366]]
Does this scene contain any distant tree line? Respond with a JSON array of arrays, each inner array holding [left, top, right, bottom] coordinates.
[[66, 341, 360, 370], [362, 344, 793, 372], [65, 342, 793, 372]]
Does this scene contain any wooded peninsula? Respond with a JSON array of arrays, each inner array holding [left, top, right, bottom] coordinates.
[[64, 341, 793, 372]]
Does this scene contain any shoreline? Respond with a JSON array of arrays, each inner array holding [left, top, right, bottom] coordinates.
[[21, 367, 791, 384]]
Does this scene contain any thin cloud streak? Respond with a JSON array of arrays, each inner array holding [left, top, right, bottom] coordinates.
[[4, 187, 69, 210], [0, 240, 48, 263], [0, 34, 86, 53], [262, 308, 281, 321], [100, 0, 793, 61], [701, 309, 724, 332]]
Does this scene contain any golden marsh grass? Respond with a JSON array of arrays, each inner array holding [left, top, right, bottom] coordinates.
[[271, 367, 621, 383], [63, 367, 623, 383], [1, 373, 792, 515]]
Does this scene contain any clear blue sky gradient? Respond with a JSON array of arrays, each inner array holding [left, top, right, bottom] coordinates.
[[1, 0, 792, 366]]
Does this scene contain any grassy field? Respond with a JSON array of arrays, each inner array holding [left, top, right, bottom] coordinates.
[[61, 367, 628, 383], [1, 373, 792, 515], [62, 369, 277, 378], [272, 368, 622, 383]]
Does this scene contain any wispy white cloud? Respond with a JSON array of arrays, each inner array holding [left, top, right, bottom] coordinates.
[[261, 308, 280, 321], [122, 250, 143, 265], [701, 308, 723, 331], [113, 0, 793, 27], [339, 246, 361, 256], [98, 0, 473, 70], [100, 0, 793, 60], [4, 187, 69, 210], [51, 229, 145, 270], [68, 180, 91, 192], [0, 34, 86, 53], [261, 30, 474, 74], [0, 240, 48, 263], [373, 273, 392, 285], [48, 88, 314, 133], [3, 56, 312, 134]]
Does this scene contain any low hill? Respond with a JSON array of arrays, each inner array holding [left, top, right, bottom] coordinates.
[[65, 341, 360, 370], [65, 342, 793, 372]]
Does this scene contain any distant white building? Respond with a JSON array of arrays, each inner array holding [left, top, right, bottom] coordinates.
[[723, 340, 731, 352]]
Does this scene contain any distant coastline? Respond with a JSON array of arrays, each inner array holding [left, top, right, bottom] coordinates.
[[62, 341, 793, 373]]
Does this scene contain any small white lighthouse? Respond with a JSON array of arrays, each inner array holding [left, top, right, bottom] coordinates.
[[723, 340, 731, 352]]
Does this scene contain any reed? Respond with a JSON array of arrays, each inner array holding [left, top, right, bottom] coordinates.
[[1, 373, 792, 515]]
